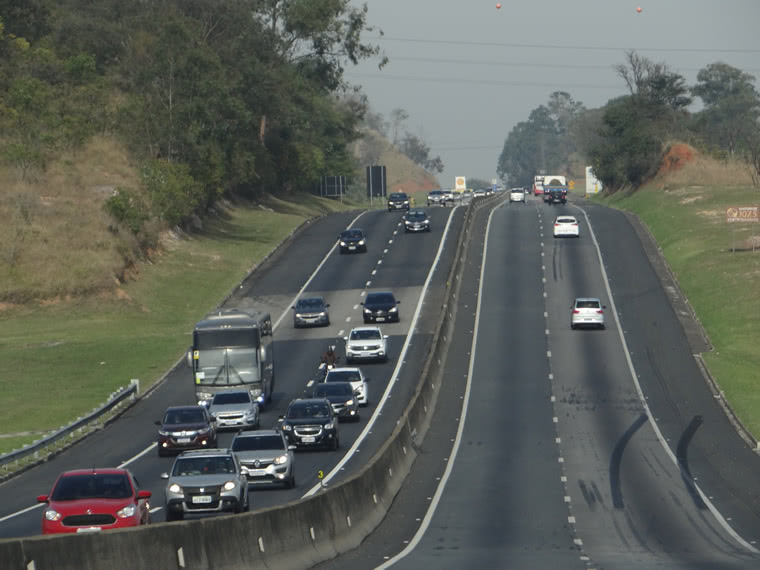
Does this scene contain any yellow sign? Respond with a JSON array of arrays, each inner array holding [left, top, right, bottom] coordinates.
[[317, 470, 325, 479], [568, 180, 575, 190]]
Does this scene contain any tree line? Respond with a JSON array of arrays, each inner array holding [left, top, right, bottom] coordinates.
[[496, 51, 760, 190], [0, 0, 383, 233]]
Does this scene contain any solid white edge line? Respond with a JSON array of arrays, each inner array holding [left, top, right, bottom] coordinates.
[[0, 211, 369, 527], [272, 211, 367, 332], [302, 206, 461, 498], [376, 202, 501, 568], [572, 204, 758, 554]]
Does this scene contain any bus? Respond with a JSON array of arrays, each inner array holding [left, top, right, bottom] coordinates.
[[187, 309, 274, 408]]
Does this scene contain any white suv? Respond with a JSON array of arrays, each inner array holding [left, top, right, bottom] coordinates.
[[344, 326, 388, 363], [509, 188, 525, 203], [570, 298, 606, 330]]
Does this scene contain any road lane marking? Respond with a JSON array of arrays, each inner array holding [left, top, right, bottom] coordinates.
[[376, 201, 497, 567], [573, 204, 758, 554], [273, 212, 367, 331], [302, 206, 460, 498], [353, 304, 359, 310]]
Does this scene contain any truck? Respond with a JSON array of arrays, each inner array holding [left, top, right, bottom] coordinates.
[[187, 309, 275, 408], [542, 175, 568, 205], [532, 175, 544, 197]]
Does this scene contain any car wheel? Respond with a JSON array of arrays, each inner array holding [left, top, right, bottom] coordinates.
[[166, 508, 183, 522], [332, 436, 340, 451], [324, 318, 330, 326], [157, 447, 166, 458], [363, 317, 370, 324], [243, 491, 250, 512], [286, 472, 296, 489]]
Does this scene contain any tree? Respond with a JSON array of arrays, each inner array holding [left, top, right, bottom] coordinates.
[[389, 108, 408, 146], [399, 132, 444, 173]]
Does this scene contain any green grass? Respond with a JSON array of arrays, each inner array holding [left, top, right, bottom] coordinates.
[[0, 196, 357, 454], [599, 184, 760, 435]]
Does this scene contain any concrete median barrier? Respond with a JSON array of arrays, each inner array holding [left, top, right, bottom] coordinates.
[[0, 196, 503, 570]]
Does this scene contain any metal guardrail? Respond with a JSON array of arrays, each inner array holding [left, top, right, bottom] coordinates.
[[0, 379, 139, 470]]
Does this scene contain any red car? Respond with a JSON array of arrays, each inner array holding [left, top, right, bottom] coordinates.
[[37, 468, 151, 534]]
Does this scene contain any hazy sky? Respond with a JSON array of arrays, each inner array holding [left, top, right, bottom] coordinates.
[[346, 1, 760, 186]]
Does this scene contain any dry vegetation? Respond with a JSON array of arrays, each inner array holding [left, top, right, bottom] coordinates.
[[656, 143, 757, 189], [0, 136, 144, 303]]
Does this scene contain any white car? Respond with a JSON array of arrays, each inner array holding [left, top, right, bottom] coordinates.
[[344, 326, 388, 363], [571, 298, 606, 330], [553, 216, 580, 238], [324, 367, 369, 406], [509, 188, 525, 203]]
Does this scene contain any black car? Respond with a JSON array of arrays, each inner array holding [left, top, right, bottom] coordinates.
[[338, 228, 367, 254], [312, 382, 360, 422], [293, 296, 330, 328], [278, 398, 339, 450], [362, 291, 400, 323], [155, 406, 218, 457], [403, 209, 431, 233], [387, 192, 410, 211]]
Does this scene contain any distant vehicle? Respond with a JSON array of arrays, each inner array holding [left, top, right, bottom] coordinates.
[[231, 429, 295, 488], [441, 189, 455, 203], [156, 405, 218, 457], [553, 216, 579, 238], [161, 448, 249, 521], [207, 390, 260, 431], [188, 309, 274, 408], [344, 326, 388, 363], [324, 366, 369, 406], [533, 175, 545, 196], [509, 188, 525, 203], [473, 189, 487, 198], [403, 209, 431, 232], [278, 398, 340, 450], [362, 291, 400, 323], [38, 468, 151, 534], [338, 228, 367, 254], [543, 175, 568, 204], [313, 381, 360, 421], [571, 298, 606, 330], [293, 296, 330, 328], [387, 192, 410, 211], [427, 189, 445, 206]]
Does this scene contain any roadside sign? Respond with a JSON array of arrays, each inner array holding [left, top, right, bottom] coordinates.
[[455, 176, 467, 191], [726, 206, 759, 223], [568, 180, 575, 190]]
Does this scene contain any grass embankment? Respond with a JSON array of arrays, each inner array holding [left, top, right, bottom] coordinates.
[[0, 140, 359, 455], [599, 154, 760, 435]]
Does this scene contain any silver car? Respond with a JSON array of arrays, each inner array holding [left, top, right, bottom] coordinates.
[[571, 297, 606, 330], [231, 430, 295, 488], [161, 449, 249, 521], [207, 390, 260, 430]]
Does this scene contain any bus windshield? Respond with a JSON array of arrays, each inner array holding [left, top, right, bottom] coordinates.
[[196, 348, 260, 386]]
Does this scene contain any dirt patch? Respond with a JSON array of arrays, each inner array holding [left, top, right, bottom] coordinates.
[[658, 143, 696, 176]]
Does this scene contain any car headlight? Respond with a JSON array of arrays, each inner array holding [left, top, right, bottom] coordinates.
[[168, 483, 182, 493], [318, 312, 327, 317], [158, 429, 170, 436], [403, 201, 409, 204], [324, 421, 335, 430], [197, 427, 210, 435], [363, 308, 371, 314], [405, 220, 411, 225], [340, 241, 347, 246], [223, 481, 237, 491], [282, 424, 292, 431], [197, 392, 213, 401], [358, 239, 365, 245], [295, 313, 303, 318], [346, 400, 354, 406], [44, 509, 61, 522], [389, 307, 398, 313], [116, 505, 136, 518], [274, 454, 288, 465]]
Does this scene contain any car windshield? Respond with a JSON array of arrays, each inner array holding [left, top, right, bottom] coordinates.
[[576, 300, 601, 309], [296, 298, 324, 310], [406, 212, 426, 220], [164, 409, 206, 424], [390, 193, 407, 200], [314, 383, 353, 396], [326, 370, 361, 383], [557, 218, 575, 224], [350, 329, 381, 340], [212, 392, 250, 405], [429, 190, 442, 195], [51, 473, 132, 501], [367, 293, 395, 305], [232, 435, 284, 452], [341, 230, 363, 239], [287, 404, 330, 419], [172, 456, 236, 476]]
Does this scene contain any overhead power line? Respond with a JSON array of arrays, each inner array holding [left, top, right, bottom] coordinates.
[[372, 36, 760, 54], [346, 72, 622, 90]]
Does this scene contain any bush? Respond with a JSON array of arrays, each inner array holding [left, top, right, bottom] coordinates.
[[104, 186, 149, 234]]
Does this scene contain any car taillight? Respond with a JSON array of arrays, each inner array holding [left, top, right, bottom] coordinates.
[[572, 309, 580, 314], [554, 224, 560, 227], [572, 223, 578, 226], [596, 309, 604, 314]]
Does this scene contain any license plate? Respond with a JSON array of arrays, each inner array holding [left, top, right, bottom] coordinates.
[[375, 317, 385, 322], [348, 246, 356, 250], [301, 436, 316, 443], [192, 495, 212, 504], [584, 318, 592, 322], [76, 527, 102, 533], [177, 437, 191, 443]]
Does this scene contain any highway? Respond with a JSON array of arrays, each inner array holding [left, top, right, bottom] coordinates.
[[0, 204, 465, 538], [323, 195, 760, 569]]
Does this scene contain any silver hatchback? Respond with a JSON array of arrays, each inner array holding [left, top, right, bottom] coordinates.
[[207, 390, 260, 430], [231, 430, 295, 488], [571, 297, 606, 330]]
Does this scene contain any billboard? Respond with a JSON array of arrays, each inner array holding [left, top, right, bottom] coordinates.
[[455, 176, 467, 192], [585, 166, 603, 195], [726, 206, 759, 223], [366, 165, 387, 198]]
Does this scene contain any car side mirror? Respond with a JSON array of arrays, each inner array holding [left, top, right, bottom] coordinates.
[[277, 415, 285, 422], [396, 300, 401, 304], [186, 348, 193, 368], [603, 305, 608, 309], [137, 490, 152, 499], [240, 466, 249, 476], [37, 495, 49, 503], [383, 335, 389, 339], [360, 302, 364, 306], [325, 303, 330, 308], [154, 420, 162, 426], [160, 473, 169, 480], [343, 336, 349, 341]]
